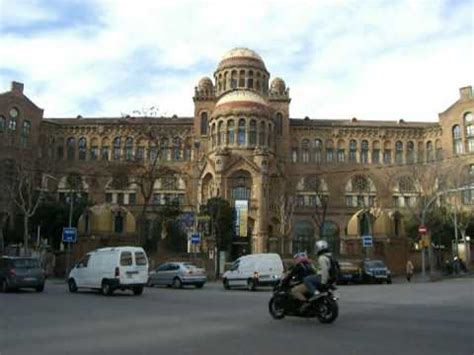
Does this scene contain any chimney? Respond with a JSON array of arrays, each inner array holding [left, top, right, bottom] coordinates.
[[460, 86, 472, 100], [11, 81, 24, 94]]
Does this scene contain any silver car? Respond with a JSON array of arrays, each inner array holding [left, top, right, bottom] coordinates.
[[148, 262, 206, 289]]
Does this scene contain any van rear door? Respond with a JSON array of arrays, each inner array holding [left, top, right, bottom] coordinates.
[[119, 250, 148, 285]]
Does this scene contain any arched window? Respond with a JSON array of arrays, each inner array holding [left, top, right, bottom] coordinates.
[[113, 137, 121, 160], [135, 139, 145, 161], [267, 123, 272, 147], [114, 212, 124, 233], [249, 120, 257, 145], [417, 141, 424, 163], [256, 72, 261, 91], [161, 138, 169, 161], [200, 112, 208, 135], [259, 121, 265, 146], [435, 140, 443, 160], [406, 141, 415, 163], [426, 141, 434, 161], [349, 140, 357, 162], [227, 120, 235, 145], [211, 123, 216, 147], [395, 141, 403, 164], [275, 112, 283, 135], [326, 139, 334, 162], [248, 71, 254, 89], [217, 74, 222, 92], [314, 139, 323, 163], [66, 137, 76, 160], [124, 137, 133, 161], [231, 70, 237, 89], [383, 141, 392, 164], [452, 125, 463, 154], [101, 138, 109, 161], [302, 139, 310, 163], [78, 137, 87, 161], [237, 119, 246, 145], [239, 70, 245, 87], [372, 141, 381, 164], [223, 72, 227, 91], [337, 139, 345, 163], [360, 140, 369, 164], [217, 121, 223, 145], [149, 142, 158, 162], [173, 137, 182, 160]]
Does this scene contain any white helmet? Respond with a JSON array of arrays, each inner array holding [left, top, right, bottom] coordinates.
[[315, 240, 329, 253]]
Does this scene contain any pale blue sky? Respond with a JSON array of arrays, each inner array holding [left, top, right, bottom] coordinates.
[[0, 0, 472, 121]]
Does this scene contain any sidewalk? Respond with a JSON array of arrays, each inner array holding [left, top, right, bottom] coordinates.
[[392, 269, 474, 283]]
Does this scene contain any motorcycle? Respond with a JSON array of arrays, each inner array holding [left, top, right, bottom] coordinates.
[[268, 279, 339, 323]]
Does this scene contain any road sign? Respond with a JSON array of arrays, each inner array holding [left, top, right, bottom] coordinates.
[[418, 225, 428, 234], [362, 235, 373, 247], [191, 233, 200, 244], [62, 227, 77, 243]]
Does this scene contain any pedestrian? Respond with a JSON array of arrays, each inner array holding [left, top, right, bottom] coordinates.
[[406, 260, 414, 282]]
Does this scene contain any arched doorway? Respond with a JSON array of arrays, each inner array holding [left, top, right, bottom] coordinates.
[[227, 170, 252, 258]]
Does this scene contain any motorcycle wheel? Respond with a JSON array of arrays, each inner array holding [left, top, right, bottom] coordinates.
[[268, 296, 286, 320], [316, 297, 339, 324]]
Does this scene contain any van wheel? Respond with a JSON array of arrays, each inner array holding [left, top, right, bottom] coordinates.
[[195, 283, 204, 289], [133, 287, 143, 295], [68, 279, 78, 293], [101, 281, 113, 296], [36, 284, 45, 293], [172, 278, 183, 289], [223, 279, 230, 290], [247, 279, 256, 291]]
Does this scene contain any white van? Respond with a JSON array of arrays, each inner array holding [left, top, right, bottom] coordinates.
[[222, 253, 284, 291], [68, 246, 148, 296]]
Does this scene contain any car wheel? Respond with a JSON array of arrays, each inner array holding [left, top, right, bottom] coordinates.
[[195, 283, 204, 289], [68, 279, 78, 293], [223, 279, 230, 290], [172, 277, 183, 289], [101, 281, 113, 296], [1, 279, 9, 293], [247, 279, 256, 291], [36, 284, 45, 293], [133, 286, 143, 295], [387, 278, 392, 284]]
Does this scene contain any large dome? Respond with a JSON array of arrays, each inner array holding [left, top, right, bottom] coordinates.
[[217, 47, 267, 72]]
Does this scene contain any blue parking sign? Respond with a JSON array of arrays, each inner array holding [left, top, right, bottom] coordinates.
[[191, 233, 200, 244], [62, 227, 77, 243], [362, 235, 373, 247]]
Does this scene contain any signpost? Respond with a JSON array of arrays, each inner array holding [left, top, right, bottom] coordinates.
[[191, 233, 200, 244], [418, 225, 427, 235], [362, 235, 373, 248]]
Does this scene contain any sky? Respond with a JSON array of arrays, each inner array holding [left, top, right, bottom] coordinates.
[[0, 0, 472, 122]]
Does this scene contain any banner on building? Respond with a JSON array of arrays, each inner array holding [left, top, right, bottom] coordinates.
[[235, 200, 248, 237]]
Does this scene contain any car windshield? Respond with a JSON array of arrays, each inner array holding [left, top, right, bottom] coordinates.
[[183, 263, 198, 269], [13, 258, 39, 268], [365, 260, 385, 268]]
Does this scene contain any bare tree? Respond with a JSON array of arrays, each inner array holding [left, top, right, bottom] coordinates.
[[0, 159, 15, 253], [272, 176, 296, 255], [8, 157, 46, 255], [306, 175, 330, 240]]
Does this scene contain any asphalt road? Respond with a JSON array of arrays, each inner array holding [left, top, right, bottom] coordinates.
[[0, 277, 473, 355]]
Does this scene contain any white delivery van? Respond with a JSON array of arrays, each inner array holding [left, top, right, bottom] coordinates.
[[68, 246, 149, 296], [222, 253, 284, 291]]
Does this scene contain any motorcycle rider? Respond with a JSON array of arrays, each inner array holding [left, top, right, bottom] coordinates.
[[282, 252, 315, 303], [303, 240, 332, 301]]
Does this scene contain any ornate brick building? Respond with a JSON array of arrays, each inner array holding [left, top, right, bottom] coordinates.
[[1, 48, 473, 269]]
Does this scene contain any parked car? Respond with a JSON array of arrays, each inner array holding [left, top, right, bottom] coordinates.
[[222, 253, 284, 291], [148, 262, 206, 288], [0, 256, 45, 292], [361, 259, 392, 284], [68, 246, 149, 296], [337, 261, 362, 284]]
